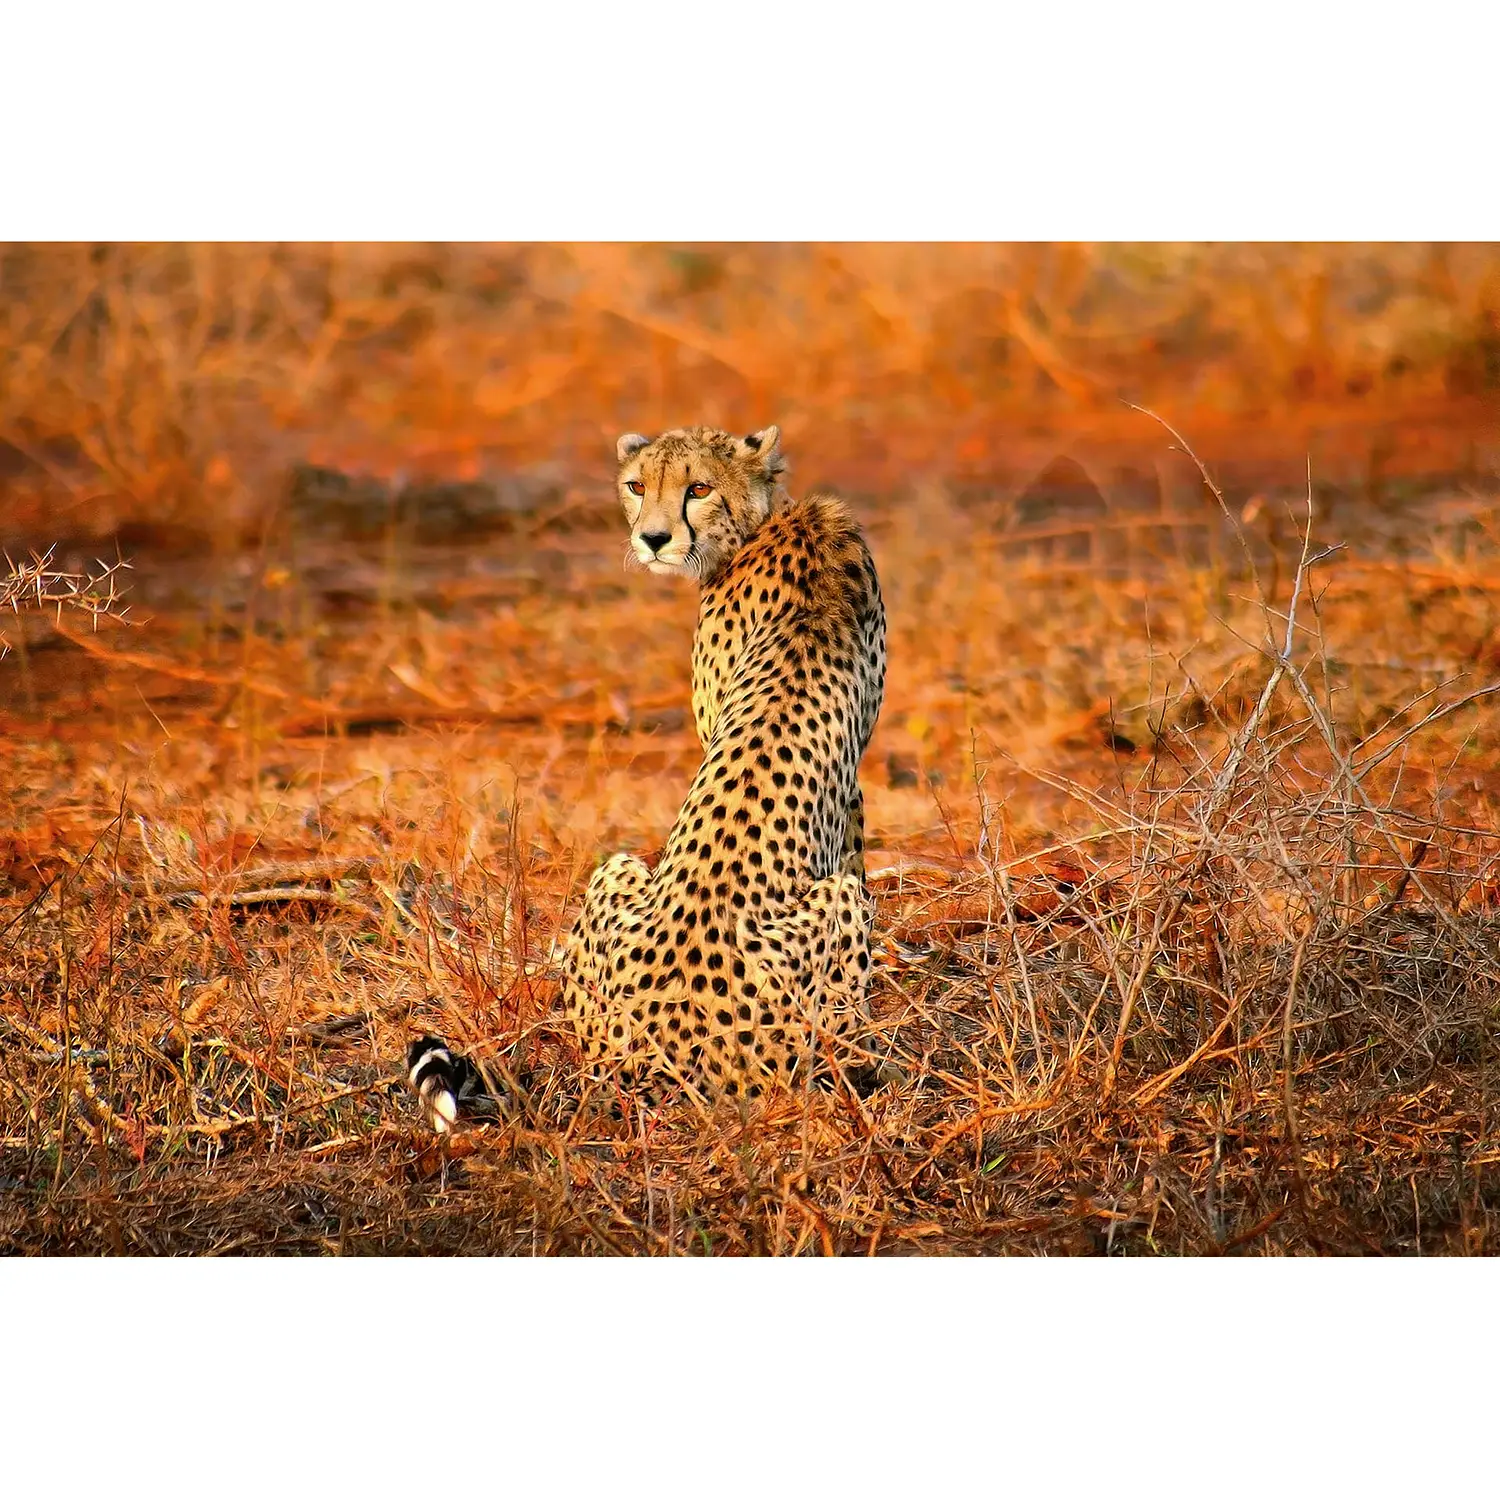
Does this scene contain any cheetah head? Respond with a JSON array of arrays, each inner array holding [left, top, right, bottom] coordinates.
[[615, 425, 786, 583]]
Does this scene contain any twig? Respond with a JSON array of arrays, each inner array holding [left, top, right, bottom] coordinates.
[[0, 548, 134, 657], [1281, 932, 1313, 1221]]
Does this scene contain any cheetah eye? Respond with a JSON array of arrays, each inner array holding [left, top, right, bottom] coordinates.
[[626, 480, 645, 496], [686, 482, 712, 500]]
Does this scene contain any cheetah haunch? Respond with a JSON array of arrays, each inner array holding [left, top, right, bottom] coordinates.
[[410, 425, 886, 1126]]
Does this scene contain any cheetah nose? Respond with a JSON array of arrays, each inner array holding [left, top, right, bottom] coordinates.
[[639, 531, 672, 555]]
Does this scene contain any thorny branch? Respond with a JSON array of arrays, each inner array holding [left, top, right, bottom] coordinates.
[[0, 547, 134, 657]]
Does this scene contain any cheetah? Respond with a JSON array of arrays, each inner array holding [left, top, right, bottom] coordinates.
[[410, 424, 886, 1125]]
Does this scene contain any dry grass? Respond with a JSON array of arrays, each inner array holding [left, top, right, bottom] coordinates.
[[2, 245, 1499, 1254], [5, 440, 1500, 1253]]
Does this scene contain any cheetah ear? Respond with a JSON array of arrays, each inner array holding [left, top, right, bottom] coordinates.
[[616, 433, 651, 464], [739, 425, 781, 461]]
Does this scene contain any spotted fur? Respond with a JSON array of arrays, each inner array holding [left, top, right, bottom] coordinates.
[[563, 425, 888, 1100]]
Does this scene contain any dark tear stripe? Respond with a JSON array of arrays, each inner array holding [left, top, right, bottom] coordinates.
[[682, 469, 697, 550]]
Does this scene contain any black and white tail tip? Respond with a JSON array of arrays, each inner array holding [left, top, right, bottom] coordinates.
[[406, 1035, 487, 1134]]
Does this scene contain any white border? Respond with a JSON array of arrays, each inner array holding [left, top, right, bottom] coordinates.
[[0, 1261, 1493, 1492], [3, 3, 1496, 238]]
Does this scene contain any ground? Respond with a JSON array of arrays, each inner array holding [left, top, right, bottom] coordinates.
[[4, 427, 1500, 1254]]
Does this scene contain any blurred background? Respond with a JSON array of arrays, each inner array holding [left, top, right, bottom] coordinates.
[[7, 241, 1499, 835], [2, 242, 1497, 550]]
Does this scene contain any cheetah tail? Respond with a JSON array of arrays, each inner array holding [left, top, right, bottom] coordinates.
[[406, 1035, 487, 1133]]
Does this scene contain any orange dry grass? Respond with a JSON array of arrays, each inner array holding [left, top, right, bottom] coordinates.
[[3, 452, 1500, 1253]]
